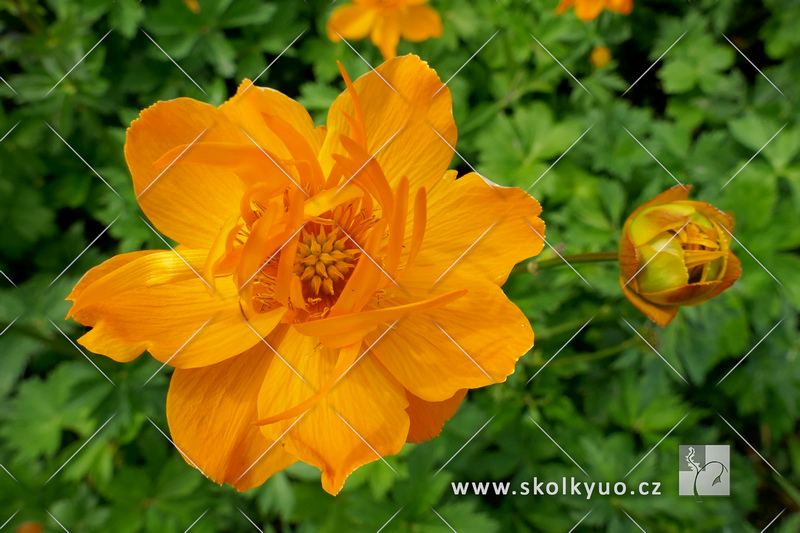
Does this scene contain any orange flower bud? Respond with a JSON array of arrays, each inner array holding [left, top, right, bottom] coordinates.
[[590, 46, 612, 69], [618, 185, 741, 327], [15, 522, 44, 533]]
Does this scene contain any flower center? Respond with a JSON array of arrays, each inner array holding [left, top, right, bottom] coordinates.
[[676, 220, 726, 283], [293, 228, 357, 297]]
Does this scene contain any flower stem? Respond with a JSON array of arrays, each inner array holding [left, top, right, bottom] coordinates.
[[511, 251, 618, 275]]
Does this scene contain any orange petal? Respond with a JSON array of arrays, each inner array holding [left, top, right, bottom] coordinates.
[[619, 275, 678, 327], [126, 98, 251, 249], [606, 0, 633, 14], [628, 203, 695, 247], [167, 342, 296, 491], [406, 388, 466, 444], [257, 326, 409, 495], [573, 0, 607, 20], [413, 172, 545, 286], [371, 9, 401, 59], [400, 5, 443, 42], [69, 250, 284, 367], [555, 0, 575, 15], [367, 266, 533, 402], [67, 250, 160, 303], [319, 55, 456, 193], [702, 251, 741, 301], [327, 4, 377, 41]]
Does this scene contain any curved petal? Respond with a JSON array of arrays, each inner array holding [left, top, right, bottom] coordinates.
[[620, 277, 678, 327], [126, 98, 252, 249], [400, 5, 443, 42], [167, 343, 297, 491], [257, 326, 409, 495], [319, 54, 456, 192], [702, 251, 741, 301], [70, 250, 283, 367], [371, 9, 401, 59], [406, 388, 466, 444], [327, 4, 377, 41], [367, 267, 533, 402], [573, 0, 607, 20], [67, 250, 160, 303], [413, 172, 545, 286]]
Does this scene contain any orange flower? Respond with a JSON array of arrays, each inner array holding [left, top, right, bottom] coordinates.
[[556, 0, 632, 22], [181, 0, 200, 13], [66, 55, 545, 495], [619, 185, 741, 327], [590, 46, 611, 69], [327, 0, 443, 60]]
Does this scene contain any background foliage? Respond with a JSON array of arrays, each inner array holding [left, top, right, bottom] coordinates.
[[1, 0, 799, 531]]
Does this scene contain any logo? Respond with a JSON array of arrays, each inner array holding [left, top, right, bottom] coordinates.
[[679, 445, 730, 501]]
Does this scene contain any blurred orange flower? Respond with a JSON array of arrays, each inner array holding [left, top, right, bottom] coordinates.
[[181, 0, 200, 13], [618, 185, 741, 327], [66, 55, 545, 495], [590, 46, 612, 69], [327, 0, 443, 60], [556, 0, 632, 22]]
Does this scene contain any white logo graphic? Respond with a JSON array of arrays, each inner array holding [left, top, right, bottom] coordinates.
[[679, 445, 730, 501]]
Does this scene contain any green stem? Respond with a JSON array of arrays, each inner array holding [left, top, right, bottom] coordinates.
[[511, 251, 619, 276]]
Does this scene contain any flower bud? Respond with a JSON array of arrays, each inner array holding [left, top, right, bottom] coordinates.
[[618, 185, 741, 326]]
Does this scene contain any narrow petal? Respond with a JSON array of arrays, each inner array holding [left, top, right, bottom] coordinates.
[[126, 98, 252, 249], [413, 172, 545, 286], [326, 4, 377, 41], [319, 55, 456, 192], [167, 343, 297, 491], [70, 250, 283, 367], [406, 389, 466, 444], [367, 267, 533, 402], [400, 5, 443, 42], [371, 10, 401, 59], [257, 327, 409, 495], [620, 277, 678, 327]]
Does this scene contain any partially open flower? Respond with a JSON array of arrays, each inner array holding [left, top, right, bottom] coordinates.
[[618, 185, 741, 327], [327, 0, 444, 60], [66, 55, 545, 495]]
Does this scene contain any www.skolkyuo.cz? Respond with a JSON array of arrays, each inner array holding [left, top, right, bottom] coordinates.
[[451, 478, 663, 499]]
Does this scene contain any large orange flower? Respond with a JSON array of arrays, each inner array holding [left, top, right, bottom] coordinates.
[[66, 55, 545, 495], [555, 0, 632, 22], [327, 0, 443, 60]]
